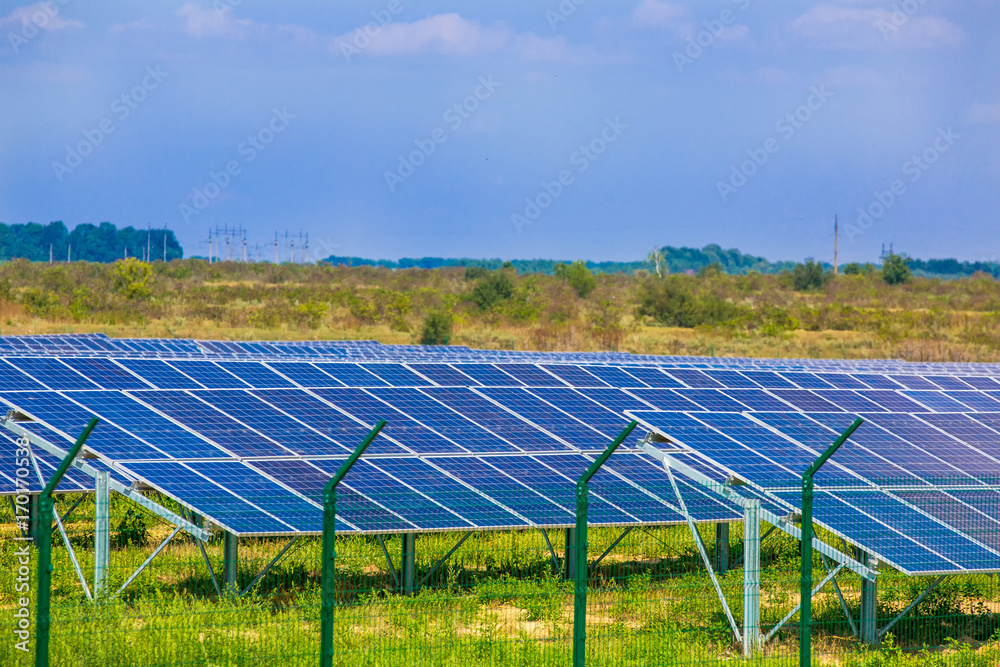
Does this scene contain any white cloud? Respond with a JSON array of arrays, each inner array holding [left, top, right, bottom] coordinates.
[[177, 2, 252, 39], [332, 13, 613, 63], [631, 0, 686, 29], [0, 2, 82, 31], [966, 102, 1000, 125], [790, 5, 966, 50]]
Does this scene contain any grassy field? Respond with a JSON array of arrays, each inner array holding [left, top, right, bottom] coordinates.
[[2, 494, 999, 666], [0, 258, 998, 362]]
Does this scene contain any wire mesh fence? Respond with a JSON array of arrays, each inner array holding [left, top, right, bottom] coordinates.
[[4, 471, 1000, 665]]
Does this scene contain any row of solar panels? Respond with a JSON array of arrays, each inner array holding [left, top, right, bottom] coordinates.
[[632, 409, 1000, 575], [3, 334, 999, 377], [4, 354, 1000, 395]]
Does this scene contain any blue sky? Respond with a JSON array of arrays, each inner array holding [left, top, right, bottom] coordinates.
[[1, 0, 998, 264]]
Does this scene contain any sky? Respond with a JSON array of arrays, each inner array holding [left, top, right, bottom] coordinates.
[[1, 0, 998, 265]]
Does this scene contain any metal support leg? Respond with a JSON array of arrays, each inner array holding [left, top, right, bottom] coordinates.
[[860, 551, 879, 646], [743, 501, 762, 656], [401, 533, 416, 595], [540, 529, 560, 574], [715, 523, 729, 575], [563, 527, 576, 580], [94, 472, 110, 598], [223, 531, 239, 597]]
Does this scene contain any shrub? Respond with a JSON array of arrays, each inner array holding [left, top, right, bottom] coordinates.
[[112, 509, 150, 549], [22, 288, 60, 317], [111, 257, 153, 299], [554, 260, 597, 298], [843, 262, 875, 276], [464, 266, 490, 281], [419, 311, 453, 345], [635, 276, 743, 327], [295, 300, 328, 329], [882, 253, 912, 285], [471, 272, 515, 309], [790, 259, 829, 291]]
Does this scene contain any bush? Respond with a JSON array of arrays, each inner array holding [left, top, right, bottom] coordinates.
[[110, 257, 153, 299], [554, 260, 597, 298], [112, 509, 150, 549], [882, 253, 912, 285], [419, 311, 453, 345], [843, 262, 875, 276], [470, 272, 515, 309], [635, 276, 743, 327], [464, 266, 490, 281], [790, 259, 829, 291]]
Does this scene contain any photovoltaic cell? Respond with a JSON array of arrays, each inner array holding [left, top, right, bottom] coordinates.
[[925, 376, 974, 391], [851, 374, 902, 390], [60, 358, 151, 390], [214, 362, 296, 388], [406, 363, 479, 387], [820, 390, 889, 413], [888, 375, 939, 390], [264, 362, 345, 388], [814, 373, 869, 390], [738, 371, 796, 389], [620, 366, 683, 388], [478, 387, 607, 449], [313, 363, 388, 387], [945, 391, 1000, 412], [902, 391, 970, 412], [529, 387, 636, 439], [663, 369, 724, 388], [583, 366, 649, 388], [7, 358, 99, 390], [448, 364, 522, 386], [361, 363, 429, 387], [115, 359, 204, 389], [625, 388, 703, 412], [779, 372, 834, 389], [494, 364, 565, 387], [167, 360, 251, 389], [540, 364, 609, 387], [701, 370, 759, 388], [767, 389, 844, 412], [0, 359, 46, 391], [856, 390, 929, 412], [720, 389, 792, 412]]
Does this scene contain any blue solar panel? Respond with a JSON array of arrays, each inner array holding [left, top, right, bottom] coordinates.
[[494, 364, 565, 386], [582, 365, 648, 388], [701, 370, 759, 388], [925, 375, 974, 391], [312, 363, 388, 387], [60, 358, 151, 390], [888, 375, 939, 390], [620, 366, 683, 388], [738, 370, 796, 389], [429, 457, 574, 526], [264, 362, 344, 387], [862, 413, 1000, 477], [674, 389, 747, 412], [121, 461, 297, 534], [529, 387, 636, 440], [902, 391, 970, 412], [406, 363, 478, 386], [540, 364, 609, 387], [0, 359, 46, 390], [819, 390, 889, 413], [663, 369, 724, 388], [576, 387, 656, 412], [115, 359, 204, 389], [720, 389, 792, 412], [6, 358, 99, 390], [780, 372, 834, 389], [955, 376, 1000, 391], [367, 387, 518, 453], [444, 364, 519, 386], [361, 363, 429, 387], [422, 387, 569, 451], [625, 388, 703, 412], [851, 374, 902, 390], [768, 389, 844, 412], [128, 390, 292, 458], [814, 373, 869, 390], [168, 360, 251, 389], [250, 389, 407, 456], [945, 391, 1000, 411], [214, 362, 296, 388], [855, 390, 929, 412], [311, 387, 466, 454], [477, 387, 608, 450]]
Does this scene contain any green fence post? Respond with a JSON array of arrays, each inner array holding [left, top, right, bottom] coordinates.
[[800, 417, 862, 667], [573, 420, 638, 667], [320, 420, 386, 667], [36, 417, 99, 667]]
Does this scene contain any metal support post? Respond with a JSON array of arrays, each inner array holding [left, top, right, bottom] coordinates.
[[801, 417, 864, 667], [34, 417, 99, 667], [743, 501, 761, 656], [223, 531, 239, 597], [572, 420, 638, 667], [321, 420, 386, 667], [401, 533, 417, 595], [563, 527, 576, 580], [860, 551, 879, 646], [94, 471, 110, 598], [715, 522, 729, 575]]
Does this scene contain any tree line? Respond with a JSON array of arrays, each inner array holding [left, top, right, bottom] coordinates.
[[0, 222, 183, 263]]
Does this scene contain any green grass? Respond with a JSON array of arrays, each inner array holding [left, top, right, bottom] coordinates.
[[3, 496, 999, 666]]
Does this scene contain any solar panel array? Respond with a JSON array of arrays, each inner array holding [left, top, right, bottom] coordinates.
[[3, 334, 1000, 576]]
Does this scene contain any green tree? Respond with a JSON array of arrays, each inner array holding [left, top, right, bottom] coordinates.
[[110, 257, 153, 299], [419, 311, 453, 345], [554, 260, 597, 298], [470, 272, 515, 309], [790, 259, 829, 291], [882, 253, 912, 285]]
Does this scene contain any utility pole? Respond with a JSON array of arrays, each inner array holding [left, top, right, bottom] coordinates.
[[305, 233, 309, 263], [833, 215, 838, 276], [49, 244, 53, 264], [67, 245, 71, 263], [147, 223, 151, 263], [163, 228, 167, 262], [208, 230, 214, 264]]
